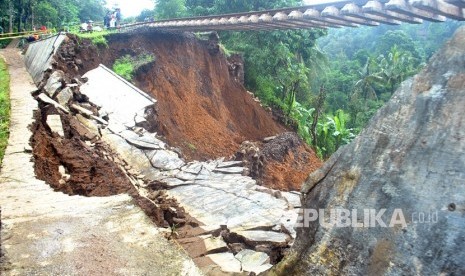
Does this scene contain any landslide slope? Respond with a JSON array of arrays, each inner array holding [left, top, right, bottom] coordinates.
[[61, 31, 286, 161]]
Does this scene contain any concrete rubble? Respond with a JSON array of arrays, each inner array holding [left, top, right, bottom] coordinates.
[[76, 64, 302, 274], [10, 35, 302, 275], [0, 48, 202, 276]]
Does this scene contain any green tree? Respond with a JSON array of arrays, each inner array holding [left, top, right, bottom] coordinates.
[[77, 0, 107, 22], [137, 9, 156, 22], [378, 45, 417, 92], [155, 0, 187, 19], [35, 1, 59, 27], [352, 57, 383, 102]]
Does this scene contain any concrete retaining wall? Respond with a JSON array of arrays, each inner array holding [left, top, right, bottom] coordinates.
[[24, 34, 66, 84]]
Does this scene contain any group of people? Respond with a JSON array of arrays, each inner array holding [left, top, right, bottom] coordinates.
[[79, 8, 121, 33], [104, 8, 121, 29]]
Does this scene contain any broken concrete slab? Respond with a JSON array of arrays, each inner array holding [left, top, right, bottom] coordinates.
[[38, 93, 69, 114], [162, 177, 190, 187], [55, 87, 73, 106], [46, 114, 64, 136], [80, 64, 156, 128], [146, 150, 185, 171], [24, 34, 67, 84], [235, 230, 290, 246], [181, 162, 203, 175], [69, 117, 98, 141], [76, 114, 99, 138], [119, 130, 165, 150], [180, 235, 228, 258], [235, 249, 271, 274], [43, 70, 64, 97], [207, 252, 242, 273], [216, 160, 243, 168], [213, 167, 244, 174], [176, 171, 198, 181], [101, 130, 162, 180], [281, 191, 301, 208], [70, 103, 94, 116], [202, 235, 229, 254], [167, 180, 289, 230], [202, 160, 219, 171], [279, 209, 299, 239]]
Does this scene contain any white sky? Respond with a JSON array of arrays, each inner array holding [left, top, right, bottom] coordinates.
[[106, 0, 155, 17]]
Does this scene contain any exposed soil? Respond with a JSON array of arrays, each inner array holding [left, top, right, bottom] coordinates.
[[30, 105, 135, 197], [55, 31, 286, 161], [20, 31, 325, 274], [52, 31, 322, 191], [236, 132, 322, 191], [30, 87, 189, 230]]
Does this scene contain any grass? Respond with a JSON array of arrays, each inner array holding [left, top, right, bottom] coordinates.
[[0, 58, 11, 165], [0, 39, 12, 49], [113, 55, 134, 80], [113, 54, 155, 81], [75, 31, 114, 47], [186, 142, 197, 151]]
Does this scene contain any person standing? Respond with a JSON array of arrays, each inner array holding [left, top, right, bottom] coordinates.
[[104, 12, 111, 29], [114, 8, 121, 29], [109, 12, 116, 29]]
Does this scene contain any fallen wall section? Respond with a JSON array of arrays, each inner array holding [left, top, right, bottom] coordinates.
[[24, 34, 66, 84], [80, 64, 156, 130]]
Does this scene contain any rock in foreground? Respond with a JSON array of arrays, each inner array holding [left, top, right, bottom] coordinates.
[[270, 27, 465, 275]]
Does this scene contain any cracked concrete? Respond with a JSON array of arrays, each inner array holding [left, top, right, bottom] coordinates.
[[78, 64, 301, 274], [16, 36, 302, 275], [0, 48, 202, 276]]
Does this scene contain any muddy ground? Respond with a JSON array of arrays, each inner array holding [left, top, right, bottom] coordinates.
[[22, 30, 325, 273], [52, 31, 321, 191]]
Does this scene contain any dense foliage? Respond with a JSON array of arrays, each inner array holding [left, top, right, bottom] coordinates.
[[0, 0, 107, 32], [0, 58, 10, 164], [113, 54, 155, 81]]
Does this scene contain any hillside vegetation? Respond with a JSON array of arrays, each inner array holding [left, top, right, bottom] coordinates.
[[0, 58, 10, 164]]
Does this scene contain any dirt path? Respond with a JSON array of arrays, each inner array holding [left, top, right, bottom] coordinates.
[[0, 49, 201, 275]]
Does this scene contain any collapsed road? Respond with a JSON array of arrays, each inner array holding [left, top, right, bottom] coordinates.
[[1, 30, 322, 275]]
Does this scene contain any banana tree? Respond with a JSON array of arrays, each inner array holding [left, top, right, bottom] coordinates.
[[378, 45, 416, 92], [352, 57, 384, 103]]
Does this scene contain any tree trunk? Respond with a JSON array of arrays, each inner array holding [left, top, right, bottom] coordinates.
[[8, 0, 13, 33], [17, 0, 23, 32], [311, 85, 326, 148]]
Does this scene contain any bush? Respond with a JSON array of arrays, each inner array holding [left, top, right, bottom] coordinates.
[[0, 58, 11, 164], [112, 54, 155, 81], [0, 39, 12, 49], [90, 35, 108, 47], [76, 32, 109, 47], [113, 55, 134, 81]]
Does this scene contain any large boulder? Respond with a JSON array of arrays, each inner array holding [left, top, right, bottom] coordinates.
[[270, 27, 465, 275]]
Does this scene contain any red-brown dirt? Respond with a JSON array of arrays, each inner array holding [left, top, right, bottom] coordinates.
[[30, 103, 192, 228], [236, 132, 322, 191], [57, 32, 286, 161], [30, 105, 136, 197], [54, 32, 322, 191]]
